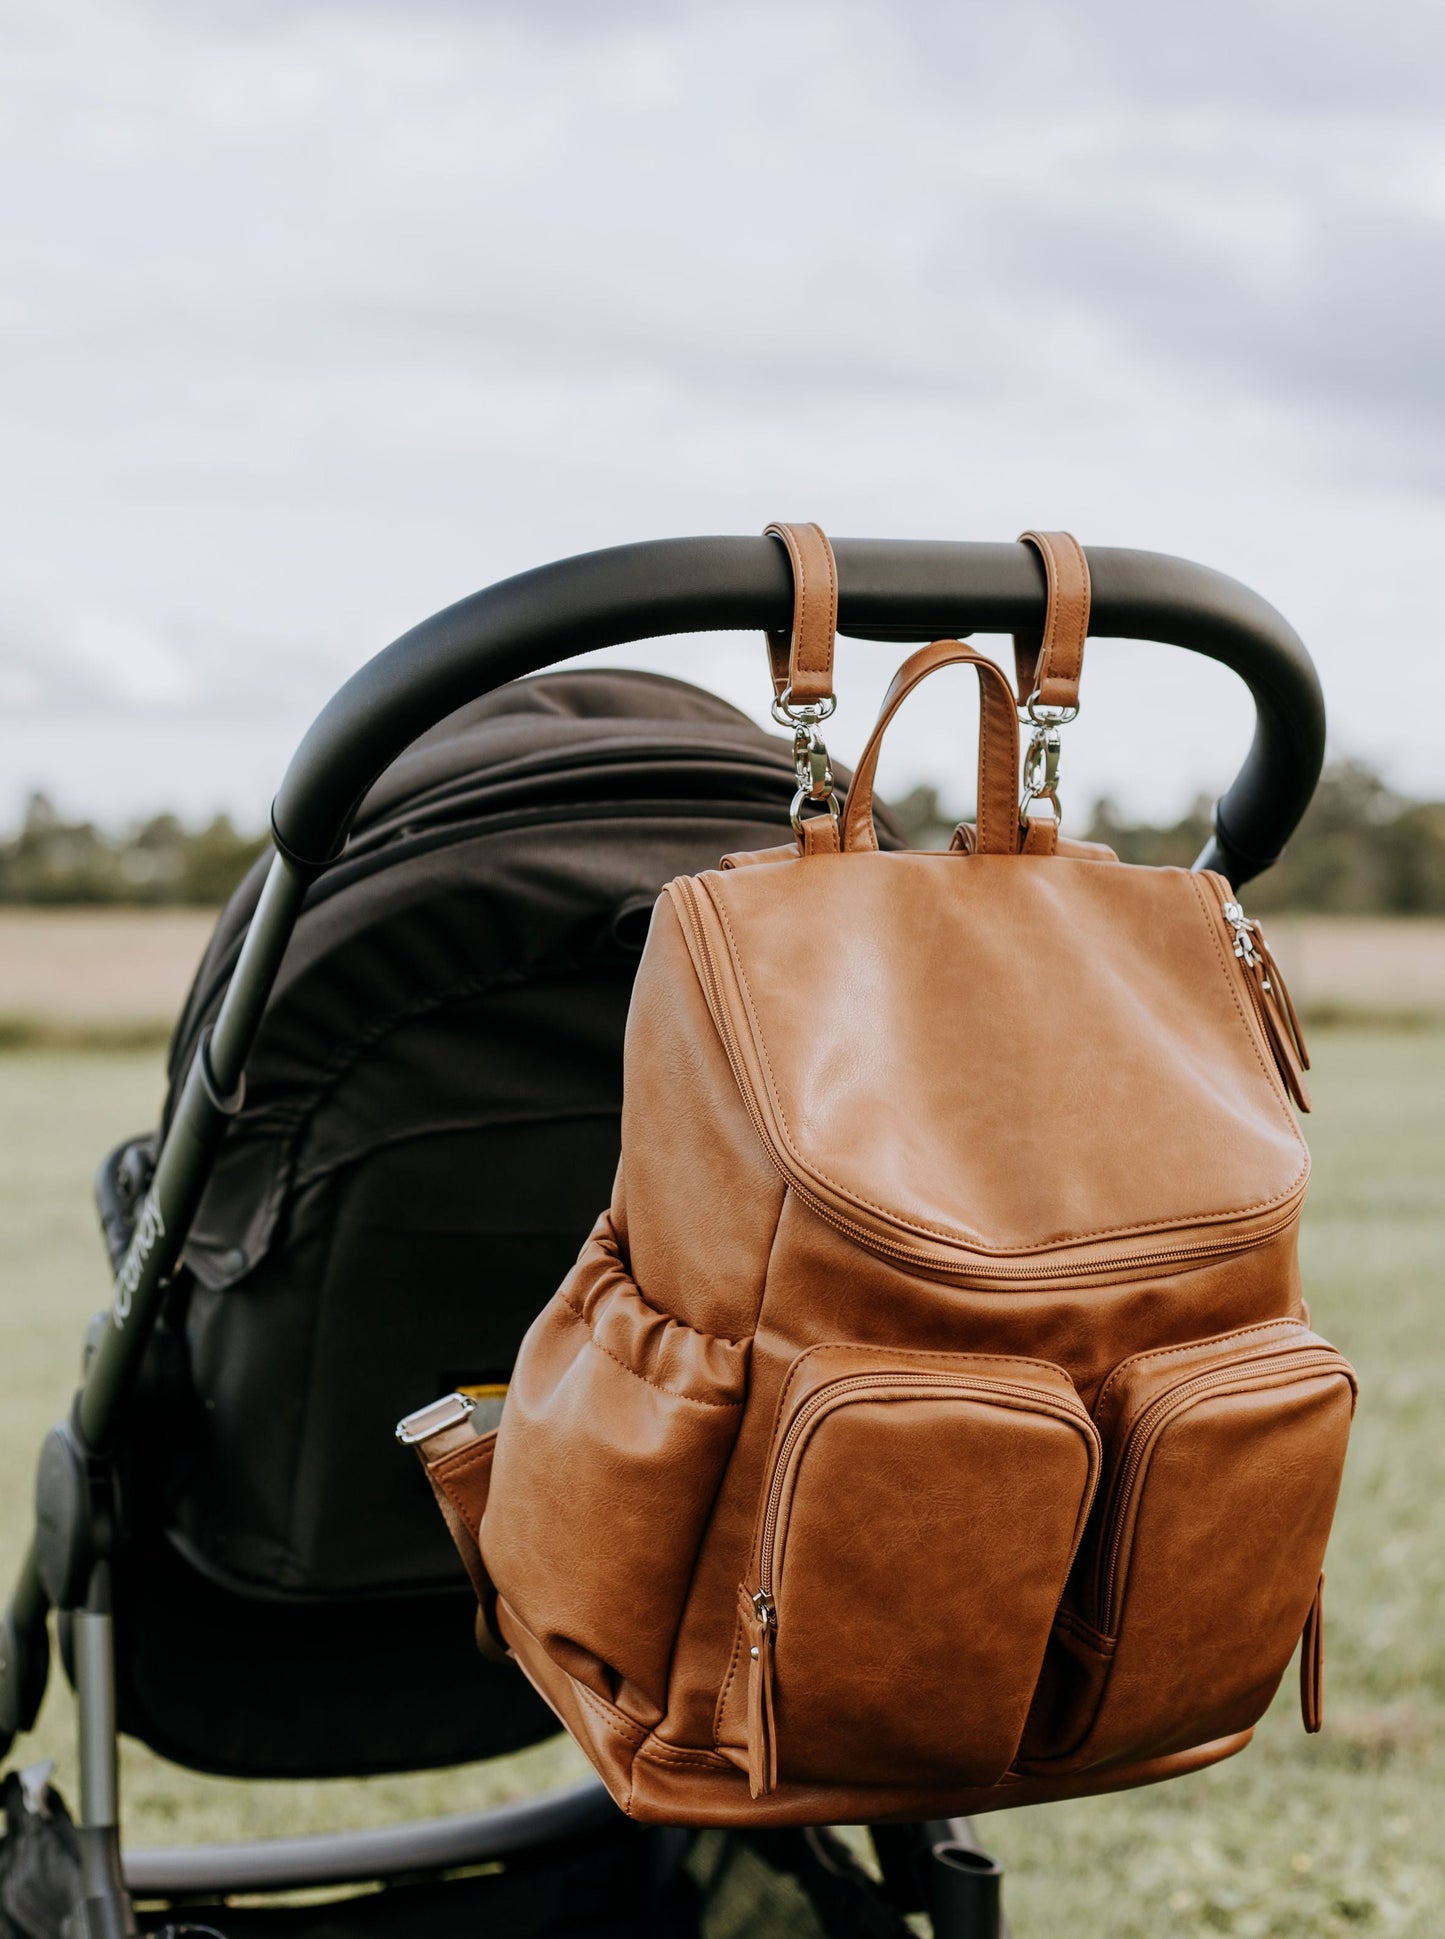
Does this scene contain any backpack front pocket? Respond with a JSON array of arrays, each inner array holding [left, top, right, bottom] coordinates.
[[1021, 1321, 1357, 1773], [730, 1345, 1100, 1795]]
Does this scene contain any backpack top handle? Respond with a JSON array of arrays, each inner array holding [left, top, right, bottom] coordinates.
[[840, 640, 1022, 858]]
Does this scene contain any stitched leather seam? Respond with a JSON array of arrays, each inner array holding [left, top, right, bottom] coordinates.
[[584, 1331, 746, 1408], [573, 1680, 649, 1750], [1065, 535, 1088, 684], [779, 1343, 1076, 1416], [712, 1610, 747, 1751], [797, 523, 834, 681], [706, 877, 1308, 1249], [553, 1283, 747, 1408], [641, 1750, 734, 1771], [1025, 530, 1088, 699], [435, 1452, 494, 1530], [790, 527, 809, 671], [976, 662, 1015, 854], [436, 1478, 484, 1533], [435, 1448, 490, 1495], [769, 522, 834, 689], [1034, 530, 1062, 693], [1093, 1318, 1301, 1419], [432, 1437, 494, 1481], [1046, 531, 1087, 690], [810, 531, 834, 682]]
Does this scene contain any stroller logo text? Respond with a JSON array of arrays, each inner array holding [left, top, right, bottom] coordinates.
[[112, 1189, 166, 1329]]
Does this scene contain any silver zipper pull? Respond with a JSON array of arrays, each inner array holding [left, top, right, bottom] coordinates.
[[1222, 895, 1311, 1109], [1221, 900, 1265, 976], [751, 1588, 776, 1640]]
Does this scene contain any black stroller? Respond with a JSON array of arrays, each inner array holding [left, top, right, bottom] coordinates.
[[0, 535, 1324, 1938]]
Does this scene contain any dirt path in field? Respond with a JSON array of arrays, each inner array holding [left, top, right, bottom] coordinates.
[[0, 910, 217, 1023], [1261, 916, 1445, 1013], [0, 908, 1441, 1026]]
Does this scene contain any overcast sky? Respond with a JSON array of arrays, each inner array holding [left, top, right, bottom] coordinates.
[[1, 0, 1442, 831]]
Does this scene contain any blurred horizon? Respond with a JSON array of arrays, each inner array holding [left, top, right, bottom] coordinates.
[[5, 756, 1443, 917], [1, 0, 1442, 825]]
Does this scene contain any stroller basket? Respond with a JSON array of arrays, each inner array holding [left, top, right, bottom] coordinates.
[[0, 533, 1324, 1938]]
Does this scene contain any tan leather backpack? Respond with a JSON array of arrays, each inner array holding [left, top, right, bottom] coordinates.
[[406, 525, 1356, 1828]]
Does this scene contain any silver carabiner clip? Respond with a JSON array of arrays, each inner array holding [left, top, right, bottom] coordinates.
[[774, 687, 839, 838], [1019, 722, 1064, 827]]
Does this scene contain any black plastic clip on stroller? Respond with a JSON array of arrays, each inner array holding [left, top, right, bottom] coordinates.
[[0, 535, 1325, 1938]]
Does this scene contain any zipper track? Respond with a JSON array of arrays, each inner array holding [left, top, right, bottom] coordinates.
[[758, 1371, 1096, 1605], [1094, 1345, 1347, 1629], [674, 877, 1303, 1285]]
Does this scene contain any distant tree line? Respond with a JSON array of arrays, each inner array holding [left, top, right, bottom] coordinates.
[[3, 762, 1442, 912], [0, 795, 268, 906], [891, 761, 1445, 914]]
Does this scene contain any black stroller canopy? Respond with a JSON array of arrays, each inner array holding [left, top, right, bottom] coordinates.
[[164, 668, 822, 1300]]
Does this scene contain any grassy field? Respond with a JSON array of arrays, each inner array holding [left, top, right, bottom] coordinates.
[[0, 1032, 1441, 1933]]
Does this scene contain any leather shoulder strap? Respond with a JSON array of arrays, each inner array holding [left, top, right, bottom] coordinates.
[[842, 640, 1020, 856], [1013, 530, 1090, 713], [763, 521, 837, 707]]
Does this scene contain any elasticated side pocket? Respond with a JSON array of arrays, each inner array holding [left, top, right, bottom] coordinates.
[[1021, 1321, 1357, 1773], [482, 1214, 750, 1726], [416, 1425, 507, 1661], [722, 1345, 1100, 1793]]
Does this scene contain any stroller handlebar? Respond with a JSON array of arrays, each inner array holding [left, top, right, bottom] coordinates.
[[269, 536, 1326, 888]]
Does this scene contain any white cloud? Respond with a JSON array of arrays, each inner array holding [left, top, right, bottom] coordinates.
[[0, 0, 1441, 829], [0, 590, 198, 710]]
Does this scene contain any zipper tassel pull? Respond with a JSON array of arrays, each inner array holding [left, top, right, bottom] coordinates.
[[1223, 901, 1312, 1113], [1300, 1573, 1325, 1733], [1255, 928, 1310, 1073], [1257, 972, 1312, 1113], [746, 1587, 778, 1798]]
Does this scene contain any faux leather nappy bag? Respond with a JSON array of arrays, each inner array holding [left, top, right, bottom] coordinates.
[[406, 524, 1356, 1827]]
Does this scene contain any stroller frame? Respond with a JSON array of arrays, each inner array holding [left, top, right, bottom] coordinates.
[[0, 534, 1324, 1937]]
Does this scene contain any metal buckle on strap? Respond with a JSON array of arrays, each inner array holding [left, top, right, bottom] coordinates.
[[395, 1392, 476, 1446], [1024, 688, 1079, 727], [773, 689, 840, 838], [1019, 689, 1077, 831], [1019, 722, 1064, 826]]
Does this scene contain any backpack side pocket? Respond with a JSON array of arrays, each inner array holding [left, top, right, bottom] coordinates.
[[408, 1416, 507, 1661], [483, 1213, 750, 1726]]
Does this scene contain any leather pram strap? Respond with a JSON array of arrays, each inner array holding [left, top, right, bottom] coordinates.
[[1013, 529, 1090, 713], [763, 522, 837, 708]]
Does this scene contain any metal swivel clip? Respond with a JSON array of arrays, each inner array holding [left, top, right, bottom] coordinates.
[[772, 689, 839, 839], [1019, 689, 1078, 832]]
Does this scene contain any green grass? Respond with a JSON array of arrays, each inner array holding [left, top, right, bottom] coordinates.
[[1, 1036, 1441, 1930], [0, 1017, 174, 1052]]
